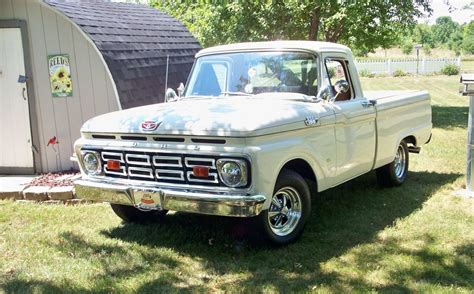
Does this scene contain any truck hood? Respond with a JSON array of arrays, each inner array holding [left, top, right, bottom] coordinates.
[[81, 95, 329, 137]]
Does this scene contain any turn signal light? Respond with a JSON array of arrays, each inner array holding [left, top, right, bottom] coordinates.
[[193, 166, 209, 178], [107, 160, 121, 171]]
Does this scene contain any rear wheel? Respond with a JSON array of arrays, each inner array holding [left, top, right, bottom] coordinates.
[[256, 169, 311, 245], [110, 204, 168, 223], [376, 140, 409, 187]]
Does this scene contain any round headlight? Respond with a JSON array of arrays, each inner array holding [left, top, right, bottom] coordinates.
[[217, 159, 247, 187], [83, 152, 101, 175]]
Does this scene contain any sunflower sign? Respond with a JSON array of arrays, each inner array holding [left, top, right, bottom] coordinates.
[[48, 54, 73, 97]]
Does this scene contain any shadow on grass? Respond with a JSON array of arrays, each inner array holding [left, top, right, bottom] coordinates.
[[2, 171, 470, 292], [432, 105, 468, 129]]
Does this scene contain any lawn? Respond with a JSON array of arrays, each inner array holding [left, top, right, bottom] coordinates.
[[1, 76, 473, 293]]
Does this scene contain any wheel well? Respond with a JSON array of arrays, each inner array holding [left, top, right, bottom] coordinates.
[[280, 159, 318, 196], [403, 135, 417, 146]]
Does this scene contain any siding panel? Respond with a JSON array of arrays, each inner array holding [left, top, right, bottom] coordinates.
[[25, 1, 59, 171]]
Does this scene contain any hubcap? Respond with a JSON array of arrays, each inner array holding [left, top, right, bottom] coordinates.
[[394, 144, 406, 179], [268, 186, 302, 236]]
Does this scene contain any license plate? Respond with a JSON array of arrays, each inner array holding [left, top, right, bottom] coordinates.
[[134, 189, 163, 210]]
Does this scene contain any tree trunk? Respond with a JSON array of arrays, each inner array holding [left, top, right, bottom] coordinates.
[[308, 6, 321, 40], [325, 21, 344, 43]]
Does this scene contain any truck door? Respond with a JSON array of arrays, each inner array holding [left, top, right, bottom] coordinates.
[[323, 56, 376, 185]]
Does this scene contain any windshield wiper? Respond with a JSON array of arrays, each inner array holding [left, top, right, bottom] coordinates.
[[220, 91, 253, 96]]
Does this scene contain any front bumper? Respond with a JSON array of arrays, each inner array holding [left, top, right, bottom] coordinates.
[[74, 178, 266, 217]]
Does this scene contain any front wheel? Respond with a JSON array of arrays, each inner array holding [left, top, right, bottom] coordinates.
[[376, 140, 409, 187], [110, 204, 168, 223], [256, 169, 311, 245]]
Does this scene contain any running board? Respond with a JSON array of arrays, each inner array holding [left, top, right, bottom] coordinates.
[[408, 146, 421, 154]]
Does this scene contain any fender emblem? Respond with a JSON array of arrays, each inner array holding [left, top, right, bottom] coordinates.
[[304, 116, 319, 126]]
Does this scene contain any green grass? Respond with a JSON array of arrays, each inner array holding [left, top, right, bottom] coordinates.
[[1, 76, 473, 293]]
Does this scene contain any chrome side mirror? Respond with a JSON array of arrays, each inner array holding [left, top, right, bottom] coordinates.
[[177, 83, 185, 97], [317, 85, 332, 101], [165, 88, 178, 102], [334, 80, 349, 95]]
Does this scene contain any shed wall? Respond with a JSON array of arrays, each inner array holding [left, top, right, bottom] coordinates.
[[0, 0, 120, 172]]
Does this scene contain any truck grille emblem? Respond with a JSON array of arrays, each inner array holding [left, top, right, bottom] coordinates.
[[141, 120, 161, 131]]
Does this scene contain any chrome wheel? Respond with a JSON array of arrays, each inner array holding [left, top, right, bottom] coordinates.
[[394, 144, 407, 179], [268, 186, 302, 236]]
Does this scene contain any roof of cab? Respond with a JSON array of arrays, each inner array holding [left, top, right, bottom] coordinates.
[[196, 41, 352, 57]]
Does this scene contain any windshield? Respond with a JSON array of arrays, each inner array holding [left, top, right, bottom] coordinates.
[[184, 51, 319, 97]]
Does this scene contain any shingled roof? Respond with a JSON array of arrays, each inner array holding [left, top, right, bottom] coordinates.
[[45, 0, 201, 109]]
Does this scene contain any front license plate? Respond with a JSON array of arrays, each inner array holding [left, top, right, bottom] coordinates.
[[134, 189, 163, 210]]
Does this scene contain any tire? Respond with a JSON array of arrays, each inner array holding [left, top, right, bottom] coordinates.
[[110, 204, 168, 223], [256, 169, 311, 245], [376, 140, 409, 187]]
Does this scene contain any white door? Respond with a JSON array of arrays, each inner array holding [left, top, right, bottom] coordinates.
[[0, 28, 34, 172]]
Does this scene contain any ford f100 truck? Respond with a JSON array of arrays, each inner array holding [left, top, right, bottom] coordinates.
[[74, 41, 432, 244]]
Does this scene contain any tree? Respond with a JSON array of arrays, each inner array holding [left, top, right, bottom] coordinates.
[[431, 16, 460, 46], [462, 21, 474, 54], [413, 24, 434, 48], [151, 0, 432, 54]]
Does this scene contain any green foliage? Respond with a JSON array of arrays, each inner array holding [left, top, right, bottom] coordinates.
[[431, 16, 460, 46], [462, 21, 474, 54], [393, 69, 408, 77], [423, 46, 431, 56], [401, 40, 414, 55], [151, 0, 432, 52], [359, 69, 375, 78], [440, 64, 460, 75]]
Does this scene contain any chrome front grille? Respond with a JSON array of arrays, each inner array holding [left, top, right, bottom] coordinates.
[[100, 150, 220, 186]]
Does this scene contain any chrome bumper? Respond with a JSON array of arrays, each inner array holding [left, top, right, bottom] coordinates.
[[74, 178, 266, 217]]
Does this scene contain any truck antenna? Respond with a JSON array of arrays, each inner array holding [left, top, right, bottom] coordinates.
[[164, 54, 169, 97]]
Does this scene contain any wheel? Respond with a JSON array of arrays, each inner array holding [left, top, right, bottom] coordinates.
[[376, 140, 409, 187], [257, 169, 311, 245], [110, 204, 168, 223]]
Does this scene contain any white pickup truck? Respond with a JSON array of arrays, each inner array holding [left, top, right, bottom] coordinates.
[[74, 41, 432, 244]]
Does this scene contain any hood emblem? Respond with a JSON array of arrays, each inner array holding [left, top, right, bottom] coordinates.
[[141, 120, 161, 131]]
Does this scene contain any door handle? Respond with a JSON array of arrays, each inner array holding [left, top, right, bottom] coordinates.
[[361, 100, 376, 108], [22, 87, 27, 100]]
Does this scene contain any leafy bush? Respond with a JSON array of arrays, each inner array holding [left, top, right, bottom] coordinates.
[[440, 64, 460, 76], [393, 69, 408, 77], [359, 69, 375, 78], [401, 41, 413, 55]]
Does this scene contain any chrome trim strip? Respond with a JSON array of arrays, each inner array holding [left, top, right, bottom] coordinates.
[[128, 166, 154, 179], [125, 154, 151, 166], [156, 169, 185, 181], [102, 151, 125, 163], [185, 157, 216, 169], [104, 166, 127, 176], [153, 155, 182, 168], [186, 171, 219, 184]]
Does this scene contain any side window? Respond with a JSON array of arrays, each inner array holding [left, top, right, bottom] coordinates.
[[325, 59, 353, 101]]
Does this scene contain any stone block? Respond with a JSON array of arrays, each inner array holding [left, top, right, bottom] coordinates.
[[48, 186, 74, 200], [23, 186, 50, 201]]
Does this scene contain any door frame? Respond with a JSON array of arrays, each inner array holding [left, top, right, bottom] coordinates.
[[0, 20, 41, 174]]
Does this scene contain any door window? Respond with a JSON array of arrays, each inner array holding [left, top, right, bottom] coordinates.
[[325, 59, 353, 101]]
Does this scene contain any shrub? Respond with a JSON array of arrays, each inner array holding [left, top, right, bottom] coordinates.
[[401, 41, 413, 55], [440, 64, 460, 76], [393, 69, 408, 77], [359, 69, 375, 78]]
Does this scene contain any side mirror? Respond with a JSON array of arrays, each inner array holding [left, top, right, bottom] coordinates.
[[165, 88, 178, 102], [177, 83, 185, 97], [334, 80, 349, 95], [316, 85, 332, 101]]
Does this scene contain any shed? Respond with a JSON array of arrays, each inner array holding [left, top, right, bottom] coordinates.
[[0, 0, 200, 174]]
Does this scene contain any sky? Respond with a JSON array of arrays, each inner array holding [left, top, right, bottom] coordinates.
[[418, 0, 473, 24]]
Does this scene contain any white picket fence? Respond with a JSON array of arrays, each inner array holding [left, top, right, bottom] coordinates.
[[355, 57, 461, 75]]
